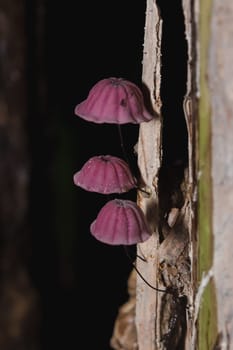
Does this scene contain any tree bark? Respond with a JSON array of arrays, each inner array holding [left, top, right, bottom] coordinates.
[[206, 0, 233, 348], [135, 1, 197, 348]]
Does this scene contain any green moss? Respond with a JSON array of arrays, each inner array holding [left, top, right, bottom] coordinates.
[[198, 0, 213, 278], [198, 0, 218, 348], [198, 280, 218, 350]]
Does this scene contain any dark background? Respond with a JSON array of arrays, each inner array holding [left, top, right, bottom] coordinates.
[[27, 1, 146, 349]]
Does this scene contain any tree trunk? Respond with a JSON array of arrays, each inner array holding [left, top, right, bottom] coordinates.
[[207, 0, 233, 348], [111, 0, 233, 349]]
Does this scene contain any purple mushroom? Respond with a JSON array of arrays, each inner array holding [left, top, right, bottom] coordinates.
[[74, 77, 154, 124], [90, 199, 151, 245], [73, 155, 136, 194]]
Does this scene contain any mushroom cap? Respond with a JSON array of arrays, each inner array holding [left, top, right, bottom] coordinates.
[[73, 155, 136, 194], [74, 77, 154, 124], [90, 199, 152, 245]]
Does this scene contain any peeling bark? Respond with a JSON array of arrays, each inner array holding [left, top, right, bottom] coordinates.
[[135, 0, 197, 348], [135, 0, 162, 348]]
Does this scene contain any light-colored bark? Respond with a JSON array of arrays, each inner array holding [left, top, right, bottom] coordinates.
[[135, 1, 162, 348], [209, 1, 233, 347]]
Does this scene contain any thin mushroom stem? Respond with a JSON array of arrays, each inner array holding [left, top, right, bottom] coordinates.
[[136, 186, 151, 196], [123, 245, 171, 294], [124, 245, 147, 262], [117, 124, 131, 167], [117, 125, 151, 196]]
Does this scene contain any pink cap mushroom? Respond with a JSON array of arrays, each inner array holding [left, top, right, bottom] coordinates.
[[90, 199, 151, 245], [74, 77, 154, 124], [73, 155, 136, 194]]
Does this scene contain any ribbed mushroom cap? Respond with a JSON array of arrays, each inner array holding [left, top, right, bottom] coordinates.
[[74, 77, 154, 124], [73, 155, 136, 194], [90, 199, 151, 245]]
